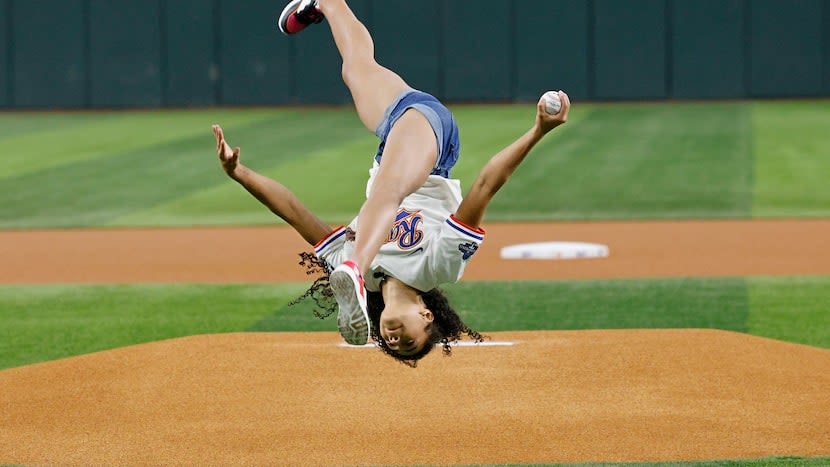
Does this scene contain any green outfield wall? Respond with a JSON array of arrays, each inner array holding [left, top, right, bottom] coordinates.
[[0, 0, 9, 107], [1, 0, 829, 109]]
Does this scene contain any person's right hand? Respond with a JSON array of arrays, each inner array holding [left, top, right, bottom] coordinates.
[[212, 124, 241, 177], [535, 90, 571, 135]]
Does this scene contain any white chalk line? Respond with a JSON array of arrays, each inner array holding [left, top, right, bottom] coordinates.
[[338, 340, 515, 349]]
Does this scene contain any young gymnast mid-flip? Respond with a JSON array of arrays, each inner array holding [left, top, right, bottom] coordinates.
[[211, 0, 571, 366]]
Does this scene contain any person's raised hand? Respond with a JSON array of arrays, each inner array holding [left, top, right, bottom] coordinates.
[[535, 90, 571, 135], [212, 124, 241, 176]]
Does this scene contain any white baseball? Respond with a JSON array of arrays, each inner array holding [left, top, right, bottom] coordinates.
[[542, 90, 562, 115]]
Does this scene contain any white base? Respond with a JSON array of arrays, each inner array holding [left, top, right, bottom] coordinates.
[[500, 241, 609, 260]]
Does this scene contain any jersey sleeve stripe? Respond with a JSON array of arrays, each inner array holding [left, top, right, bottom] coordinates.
[[314, 226, 348, 255], [449, 214, 486, 234], [446, 215, 485, 241]]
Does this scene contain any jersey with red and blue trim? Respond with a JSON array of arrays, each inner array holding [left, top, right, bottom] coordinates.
[[314, 166, 485, 293]]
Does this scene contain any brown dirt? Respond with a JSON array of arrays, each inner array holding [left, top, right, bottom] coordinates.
[[2, 219, 830, 284], [1, 219, 829, 466]]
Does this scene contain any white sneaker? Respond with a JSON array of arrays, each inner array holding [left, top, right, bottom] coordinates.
[[330, 260, 370, 345]]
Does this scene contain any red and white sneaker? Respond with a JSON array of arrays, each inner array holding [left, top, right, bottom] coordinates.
[[330, 260, 370, 345], [277, 0, 324, 35]]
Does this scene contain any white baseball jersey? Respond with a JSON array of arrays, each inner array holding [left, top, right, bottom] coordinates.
[[314, 163, 485, 292]]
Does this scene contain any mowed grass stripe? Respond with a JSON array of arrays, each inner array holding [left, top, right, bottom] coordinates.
[[447, 103, 594, 188], [752, 100, 830, 217], [0, 101, 793, 228], [0, 112, 107, 139], [747, 276, 830, 348], [119, 102, 755, 226], [0, 110, 279, 180], [0, 283, 309, 370], [0, 110, 367, 228], [109, 134, 378, 226], [2, 277, 828, 370], [441, 277, 749, 333], [112, 104, 587, 226], [482, 102, 753, 220]]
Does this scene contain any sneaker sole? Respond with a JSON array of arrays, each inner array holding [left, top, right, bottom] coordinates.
[[277, 0, 302, 35], [330, 271, 370, 345]]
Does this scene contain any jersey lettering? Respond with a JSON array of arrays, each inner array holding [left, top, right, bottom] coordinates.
[[387, 209, 424, 250]]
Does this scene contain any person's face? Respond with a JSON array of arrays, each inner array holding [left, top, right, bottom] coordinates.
[[379, 301, 434, 356]]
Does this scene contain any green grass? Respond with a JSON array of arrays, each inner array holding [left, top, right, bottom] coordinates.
[[752, 101, 830, 217], [0, 283, 309, 369], [483, 102, 753, 220], [747, 276, 830, 348], [109, 135, 379, 226], [0, 109, 369, 228], [2, 276, 827, 371], [2, 100, 828, 228], [0, 110, 279, 179], [442, 277, 749, 332]]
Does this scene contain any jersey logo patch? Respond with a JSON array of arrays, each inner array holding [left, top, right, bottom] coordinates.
[[387, 209, 424, 250], [458, 242, 479, 260]]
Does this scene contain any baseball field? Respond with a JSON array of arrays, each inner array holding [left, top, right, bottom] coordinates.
[[1, 100, 829, 466]]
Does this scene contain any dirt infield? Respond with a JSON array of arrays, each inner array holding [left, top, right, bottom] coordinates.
[[3, 219, 830, 284], [1, 219, 829, 466], [2, 331, 829, 466]]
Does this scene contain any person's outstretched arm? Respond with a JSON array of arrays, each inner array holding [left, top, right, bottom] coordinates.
[[212, 124, 333, 246], [453, 91, 571, 228]]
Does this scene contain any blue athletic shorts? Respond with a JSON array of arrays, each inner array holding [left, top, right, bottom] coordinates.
[[373, 89, 460, 178]]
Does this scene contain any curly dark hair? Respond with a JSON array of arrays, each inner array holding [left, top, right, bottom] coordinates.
[[367, 286, 485, 367], [287, 252, 336, 319], [289, 252, 484, 367]]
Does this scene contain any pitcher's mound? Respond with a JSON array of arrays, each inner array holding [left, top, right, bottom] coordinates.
[[1, 330, 828, 466]]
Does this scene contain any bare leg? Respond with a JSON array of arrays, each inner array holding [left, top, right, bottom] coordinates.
[[318, 0, 409, 132], [351, 112, 437, 273], [319, 0, 438, 275]]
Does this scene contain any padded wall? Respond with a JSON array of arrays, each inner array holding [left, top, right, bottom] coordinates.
[[594, 0, 667, 99], [672, 0, 746, 99], [749, 0, 824, 96], [88, 0, 162, 107], [165, 0, 218, 106]]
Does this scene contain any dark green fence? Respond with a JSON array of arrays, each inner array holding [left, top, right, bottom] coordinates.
[[1, 0, 9, 107], [1, 0, 829, 108]]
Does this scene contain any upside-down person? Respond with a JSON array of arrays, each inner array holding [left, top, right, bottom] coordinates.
[[211, 0, 571, 366]]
